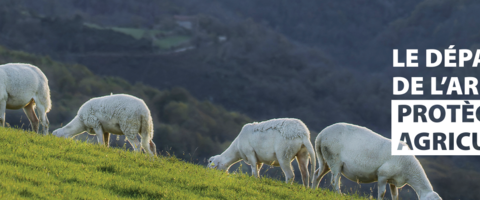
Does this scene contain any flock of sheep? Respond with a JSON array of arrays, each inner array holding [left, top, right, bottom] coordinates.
[[0, 63, 442, 200]]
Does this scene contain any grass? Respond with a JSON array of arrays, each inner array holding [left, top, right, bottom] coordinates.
[[84, 22, 165, 40], [154, 36, 191, 49], [0, 127, 367, 199], [83, 23, 190, 49], [108, 27, 165, 40]]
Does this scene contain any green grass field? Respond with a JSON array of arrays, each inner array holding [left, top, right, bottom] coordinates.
[[83, 23, 190, 49], [0, 127, 368, 199], [84, 23, 160, 40], [153, 35, 191, 49]]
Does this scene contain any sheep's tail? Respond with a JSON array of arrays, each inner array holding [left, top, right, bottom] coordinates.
[[141, 114, 154, 140], [34, 81, 52, 113], [33, 64, 52, 112], [312, 136, 327, 188], [141, 113, 156, 156], [42, 88, 52, 112], [303, 137, 316, 184]]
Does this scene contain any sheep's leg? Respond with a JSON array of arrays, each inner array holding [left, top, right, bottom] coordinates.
[[278, 159, 295, 184], [312, 162, 330, 189], [329, 162, 343, 194], [23, 101, 39, 133], [141, 137, 155, 156], [0, 100, 6, 127], [35, 103, 49, 135], [390, 184, 398, 200], [93, 127, 105, 145], [149, 140, 157, 156], [331, 171, 342, 194], [296, 153, 310, 188], [246, 154, 259, 178], [0, 111, 4, 127], [256, 163, 263, 178], [126, 134, 142, 152], [103, 132, 110, 147], [377, 177, 388, 200]]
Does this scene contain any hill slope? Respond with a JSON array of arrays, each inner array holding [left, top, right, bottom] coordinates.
[[0, 45, 251, 160], [0, 127, 366, 199], [0, 4, 392, 134]]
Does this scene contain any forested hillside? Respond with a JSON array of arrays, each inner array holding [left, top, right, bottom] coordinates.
[[2, 0, 480, 199], [0, 3, 391, 135]]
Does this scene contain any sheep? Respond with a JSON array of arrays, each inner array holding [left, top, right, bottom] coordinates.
[[0, 63, 51, 134], [52, 94, 156, 156], [208, 118, 316, 187], [312, 123, 442, 200]]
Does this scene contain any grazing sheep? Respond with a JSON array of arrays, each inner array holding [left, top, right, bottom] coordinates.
[[312, 123, 441, 200], [0, 63, 51, 134], [52, 94, 156, 156], [208, 118, 315, 187]]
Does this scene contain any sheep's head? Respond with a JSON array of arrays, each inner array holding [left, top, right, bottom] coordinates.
[[421, 191, 442, 200], [52, 128, 67, 138], [208, 155, 223, 170]]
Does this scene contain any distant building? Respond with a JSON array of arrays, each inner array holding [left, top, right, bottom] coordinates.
[[174, 15, 197, 30], [218, 36, 227, 42]]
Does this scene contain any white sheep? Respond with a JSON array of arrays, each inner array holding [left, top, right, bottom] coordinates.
[[0, 63, 51, 134], [208, 118, 316, 187], [52, 94, 156, 156], [312, 123, 441, 200]]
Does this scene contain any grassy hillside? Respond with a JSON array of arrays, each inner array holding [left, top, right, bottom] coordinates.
[[0, 45, 251, 160], [0, 127, 366, 199], [0, 2, 465, 198]]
